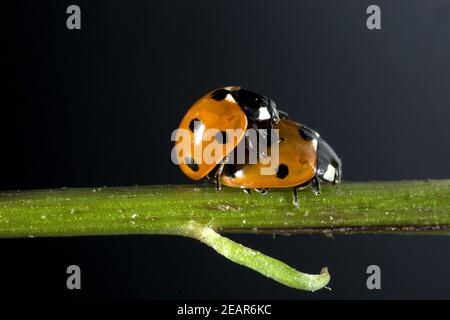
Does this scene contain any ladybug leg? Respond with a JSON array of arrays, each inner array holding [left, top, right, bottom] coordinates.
[[292, 187, 300, 209], [243, 188, 251, 194], [214, 156, 228, 191], [254, 188, 268, 195], [311, 176, 321, 195]]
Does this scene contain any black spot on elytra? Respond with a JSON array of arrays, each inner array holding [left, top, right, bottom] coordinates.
[[276, 164, 289, 179], [211, 89, 230, 101], [215, 131, 228, 144], [188, 118, 203, 133], [185, 157, 199, 172], [299, 125, 318, 141]]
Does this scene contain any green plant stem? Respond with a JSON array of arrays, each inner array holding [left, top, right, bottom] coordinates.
[[181, 221, 330, 291], [2, 180, 449, 237], [1, 180, 449, 291]]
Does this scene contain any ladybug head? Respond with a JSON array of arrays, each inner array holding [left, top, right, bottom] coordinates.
[[231, 88, 280, 125]]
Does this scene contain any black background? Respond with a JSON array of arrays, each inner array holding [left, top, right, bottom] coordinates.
[[2, 0, 450, 299]]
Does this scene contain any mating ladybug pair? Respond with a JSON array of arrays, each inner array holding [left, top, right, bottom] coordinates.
[[174, 86, 342, 208]]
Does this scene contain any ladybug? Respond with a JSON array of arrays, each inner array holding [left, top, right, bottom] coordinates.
[[173, 86, 282, 189], [173, 87, 342, 208], [220, 117, 342, 207]]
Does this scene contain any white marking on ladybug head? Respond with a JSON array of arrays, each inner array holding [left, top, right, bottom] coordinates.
[[258, 107, 271, 120], [323, 164, 336, 182], [225, 94, 236, 103]]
